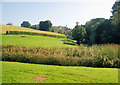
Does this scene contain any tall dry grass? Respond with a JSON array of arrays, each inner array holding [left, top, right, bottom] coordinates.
[[2, 44, 120, 68]]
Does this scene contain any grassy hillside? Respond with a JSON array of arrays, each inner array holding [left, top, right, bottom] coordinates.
[[1, 25, 65, 37], [2, 35, 76, 48], [2, 61, 118, 83]]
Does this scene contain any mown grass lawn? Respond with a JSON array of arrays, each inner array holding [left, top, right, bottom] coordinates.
[[2, 61, 118, 83], [2, 35, 76, 48]]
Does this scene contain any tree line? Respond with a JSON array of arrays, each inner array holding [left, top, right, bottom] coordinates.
[[20, 0, 120, 45], [21, 20, 52, 31], [21, 20, 72, 39], [72, 1, 120, 45]]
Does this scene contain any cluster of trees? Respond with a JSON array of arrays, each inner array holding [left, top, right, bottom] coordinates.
[[21, 20, 52, 31], [51, 26, 72, 39], [83, 18, 106, 44], [21, 20, 72, 39], [21, 21, 31, 28], [72, 0, 120, 45], [20, 1, 119, 45]]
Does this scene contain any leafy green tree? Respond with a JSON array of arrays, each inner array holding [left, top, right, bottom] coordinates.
[[95, 20, 115, 44], [51, 26, 60, 33], [94, 0, 120, 44], [112, 0, 120, 24], [39, 20, 52, 31], [72, 23, 86, 44], [111, 0, 120, 43], [84, 18, 106, 44], [30, 24, 39, 30], [21, 21, 31, 28]]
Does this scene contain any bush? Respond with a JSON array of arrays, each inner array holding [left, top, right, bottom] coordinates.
[[63, 39, 78, 45], [64, 41, 77, 45]]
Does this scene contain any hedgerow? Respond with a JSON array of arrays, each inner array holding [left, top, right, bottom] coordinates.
[[6, 31, 66, 38]]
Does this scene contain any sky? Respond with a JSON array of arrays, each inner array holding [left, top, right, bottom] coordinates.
[[2, 0, 116, 28]]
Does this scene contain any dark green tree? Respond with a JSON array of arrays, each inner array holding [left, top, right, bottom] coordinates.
[[30, 24, 39, 30], [111, 0, 120, 44], [84, 18, 106, 44], [39, 20, 52, 31], [95, 20, 115, 44], [21, 21, 31, 28], [112, 0, 120, 24], [51, 26, 60, 33], [72, 23, 86, 45]]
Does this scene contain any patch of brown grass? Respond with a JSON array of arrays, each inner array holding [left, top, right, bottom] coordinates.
[[33, 76, 47, 82]]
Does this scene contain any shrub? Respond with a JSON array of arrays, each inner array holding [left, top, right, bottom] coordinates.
[[63, 39, 78, 46], [64, 41, 77, 45]]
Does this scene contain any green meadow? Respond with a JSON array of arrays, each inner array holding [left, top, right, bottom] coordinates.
[[1, 0, 120, 83], [2, 35, 76, 48], [1, 25, 119, 83], [2, 61, 118, 83]]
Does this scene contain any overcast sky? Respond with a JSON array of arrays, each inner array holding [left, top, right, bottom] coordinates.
[[2, 0, 116, 28]]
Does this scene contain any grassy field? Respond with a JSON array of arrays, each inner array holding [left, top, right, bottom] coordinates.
[[1, 25, 119, 83], [2, 61, 118, 83], [1, 25, 65, 37], [2, 35, 76, 48]]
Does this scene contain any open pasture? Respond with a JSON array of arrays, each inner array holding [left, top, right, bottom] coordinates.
[[2, 35, 76, 48], [2, 61, 118, 83]]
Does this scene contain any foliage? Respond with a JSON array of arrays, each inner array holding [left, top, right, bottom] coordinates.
[[30, 24, 39, 30], [72, 25, 86, 44], [111, 1, 120, 43], [81, 0, 120, 45], [93, 0, 120, 44], [39, 20, 52, 31], [50, 26, 73, 39], [83, 18, 106, 44], [64, 41, 77, 45], [63, 39, 77, 45], [112, 1, 120, 24], [2, 44, 120, 68], [95, 20, 115, 44], [50, 26, 60, 33], [21, 21, 31, 28]]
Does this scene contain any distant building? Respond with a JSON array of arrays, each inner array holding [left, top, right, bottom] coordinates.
[[6, 23, 13, 26]]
